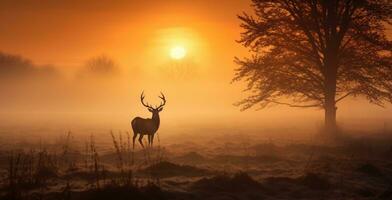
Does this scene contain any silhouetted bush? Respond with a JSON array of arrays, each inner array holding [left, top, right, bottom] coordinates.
[[299, 173, 331, 190], [82, 184, 167, 200], [356, 187, 375, 197], [142, 161, 209, 178], [191, 172, 262, 192], [357, 163, 383, 177], [379, 188, 392, 199]]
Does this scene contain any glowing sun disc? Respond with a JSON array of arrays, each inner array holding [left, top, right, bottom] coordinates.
[[170, 46, 186, 60]]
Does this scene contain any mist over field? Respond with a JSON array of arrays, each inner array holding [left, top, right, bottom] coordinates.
[[1, 1, 392, 200], [1, 52, 391, 131], [1, 51, 392, 148]]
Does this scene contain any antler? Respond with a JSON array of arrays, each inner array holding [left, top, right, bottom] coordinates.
[[140, 91, 154, 109], [156, 92, 166, 109]]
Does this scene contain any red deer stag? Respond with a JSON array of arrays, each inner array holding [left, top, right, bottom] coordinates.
[[131, 92, 166, 149]]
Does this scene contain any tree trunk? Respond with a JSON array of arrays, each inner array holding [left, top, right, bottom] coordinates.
[[324, 50, 338, 134], [324, 97, 337, 133], [322, 0, 339, 135], [324, 61, 338, 134]]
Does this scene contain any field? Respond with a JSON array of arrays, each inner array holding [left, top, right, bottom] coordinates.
[[0, 127, 391, 200]]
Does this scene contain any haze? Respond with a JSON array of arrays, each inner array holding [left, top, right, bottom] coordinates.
[[1, 0, 391, 136]]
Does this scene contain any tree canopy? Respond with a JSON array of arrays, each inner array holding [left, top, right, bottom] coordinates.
[[233, 0, 392, 113]]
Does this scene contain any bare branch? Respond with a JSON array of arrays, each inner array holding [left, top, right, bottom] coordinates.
[[335, 91, 354, 103], [267, 100, 322, 108]]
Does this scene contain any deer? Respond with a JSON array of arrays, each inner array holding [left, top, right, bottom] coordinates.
[[131, 92, 166, 149]]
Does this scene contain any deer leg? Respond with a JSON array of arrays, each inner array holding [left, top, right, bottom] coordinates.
[[132, 134, 137, 149], [151, 134, 155, 147], [138, 134, 145, 148], [147, 135, 151, 147]]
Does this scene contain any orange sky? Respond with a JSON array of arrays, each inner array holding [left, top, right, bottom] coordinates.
[[0, 0, 249, 67], [0, 0, 391, 132]]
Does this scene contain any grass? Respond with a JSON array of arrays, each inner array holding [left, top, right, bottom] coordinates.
[[0, 130, 391, 199], [0, 130, 169, 200]]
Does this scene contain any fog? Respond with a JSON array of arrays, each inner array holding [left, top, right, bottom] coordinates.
[[0, 0, 391, 139], [0, 50, 391, 140]]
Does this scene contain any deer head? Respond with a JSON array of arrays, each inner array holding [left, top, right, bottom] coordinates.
[[140, 91, 166, 116]]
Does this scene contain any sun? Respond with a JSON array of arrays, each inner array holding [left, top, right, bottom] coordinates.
[[170, 46, 186, 60]]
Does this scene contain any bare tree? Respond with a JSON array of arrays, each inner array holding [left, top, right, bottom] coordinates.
[[82, 55, 118, 76], [233, 0, 392, 134]]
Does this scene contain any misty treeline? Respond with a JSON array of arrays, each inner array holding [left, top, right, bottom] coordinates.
[[0, 52, 57, 79], [0, 52, 123, 113], [0, 52, 119, 79], [234, 0, 392, 135]]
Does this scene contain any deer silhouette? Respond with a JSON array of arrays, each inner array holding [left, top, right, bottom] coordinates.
[[131, 92, 166, 149]]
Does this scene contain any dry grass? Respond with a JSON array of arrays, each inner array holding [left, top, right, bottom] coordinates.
[[0, 130, 391, 200]]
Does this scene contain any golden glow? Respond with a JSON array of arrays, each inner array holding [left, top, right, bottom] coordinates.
[[170, 46, 186, 60]]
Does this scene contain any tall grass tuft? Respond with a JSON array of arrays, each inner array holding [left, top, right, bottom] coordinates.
[[110, 131, 133, 186]]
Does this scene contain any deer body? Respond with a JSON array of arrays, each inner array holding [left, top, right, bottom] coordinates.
[[131, 116, 160, 135], [131, 92, 166, 149]]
